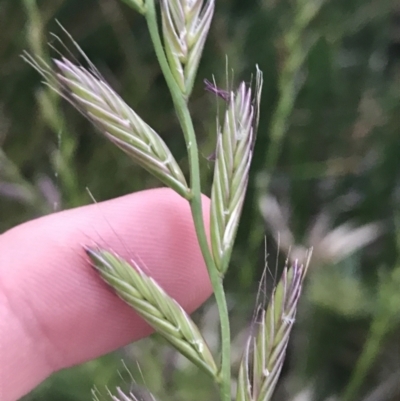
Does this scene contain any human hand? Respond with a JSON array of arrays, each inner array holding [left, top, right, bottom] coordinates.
[[0, 188, 212, 401]]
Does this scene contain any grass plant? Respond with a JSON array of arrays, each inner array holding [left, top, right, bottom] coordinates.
[[25, 1, 311, 400]]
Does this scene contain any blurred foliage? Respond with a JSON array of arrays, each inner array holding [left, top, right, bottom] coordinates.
[[1, 0, 400, 400]]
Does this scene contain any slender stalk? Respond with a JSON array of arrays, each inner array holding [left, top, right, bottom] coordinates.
[[263, 0, 320, 178], [247, 0, 324, 273], [342, 315, 389, 401], [23, 0, 80, 207], [145, 2, 231, 400], [343, 264, 400, 401]]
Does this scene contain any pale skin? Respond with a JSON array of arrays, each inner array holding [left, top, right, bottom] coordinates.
[[0, 188, 212, 401]]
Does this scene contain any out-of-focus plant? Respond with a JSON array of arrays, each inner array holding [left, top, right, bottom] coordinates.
[[246, 0, 326, 264], [23, 0, 80, 208], [0, 148, 53, 214], [259, 191, 400, 400]]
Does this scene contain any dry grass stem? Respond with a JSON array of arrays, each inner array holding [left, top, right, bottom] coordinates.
[[86, 247, 218, 378], [23, 54, 189, 199], [210, 71, 263, 274], [161, 0, 215, 97], [236, 255, 310, 401]]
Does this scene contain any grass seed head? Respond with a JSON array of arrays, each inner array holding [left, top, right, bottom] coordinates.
[[236, 256, 310, 401], [161, 0, 215, 97], [24, 53, 190, 199], [86, 247, 218, 379], [210, 70, 263, 274]]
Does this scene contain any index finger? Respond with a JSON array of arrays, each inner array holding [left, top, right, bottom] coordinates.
[[0, 188, 212, 401]]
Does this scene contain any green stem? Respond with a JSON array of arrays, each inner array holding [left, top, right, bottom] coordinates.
[[145, 2, 231, 400], [342, 316, 389, 401], [24, 0, 80, 207], [248, 0, 319, 263]]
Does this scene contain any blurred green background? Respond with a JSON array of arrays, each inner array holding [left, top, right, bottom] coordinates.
[[1, 0, 400, 400]]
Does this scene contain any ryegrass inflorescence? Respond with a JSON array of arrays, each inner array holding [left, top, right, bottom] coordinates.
[[25, 1, 310, 400]]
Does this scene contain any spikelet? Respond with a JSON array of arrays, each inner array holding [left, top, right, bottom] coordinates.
[[236, 255, 310, 401], [87, 247, 218, 378], [210, 69, 263, 274], [23, 54, 190, 199], [161, 0, 215, 97]]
